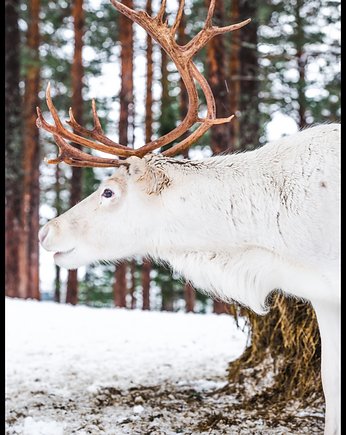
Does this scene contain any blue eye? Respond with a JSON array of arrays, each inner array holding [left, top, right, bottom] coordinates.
[[102, 188, 114, 198]]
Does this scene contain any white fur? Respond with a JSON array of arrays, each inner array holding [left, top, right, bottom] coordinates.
[[39, 123, 340, 435]]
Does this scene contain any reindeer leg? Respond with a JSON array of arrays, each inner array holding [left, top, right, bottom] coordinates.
[[312, 300, 340, 435]]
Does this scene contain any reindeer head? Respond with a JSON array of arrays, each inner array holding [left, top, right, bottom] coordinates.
[[37, 0, 250, 269], [38, 155, 174, 269]]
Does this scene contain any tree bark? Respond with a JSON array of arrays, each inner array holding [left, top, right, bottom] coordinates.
[[114, 266, 127, 308], [113, 0, 134, 308], [140, 0, 153, 311], [238, 0, 259, 150], [66, 0, 85, 305], [229, 0, 241, 150], [184, 283, 195, 313], [5, 0, 22, 298], [294, 0, 307, 129], [129, 260, 137, 309], [213, 300, 228, 314], [118, 0, 134, 145], [145, 0, 153, 144], [18, 0, 41, 300], [142, 260, 151, 310], [54, 165, 62, 303], [206, 0, 232, 155]]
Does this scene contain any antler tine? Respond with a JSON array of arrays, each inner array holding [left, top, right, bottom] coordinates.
[[45, 82, 64, 130], [68, 99, 104, 135], [205, 0, 215, 28], [37, 83, 137, 158], [171, 0, 185, 36], [47, 135, 127, 167], [155, 0, 167, 23], [110, 0, 141, 22], [184, 10, 251, 59], [66, 102, 129, 151]]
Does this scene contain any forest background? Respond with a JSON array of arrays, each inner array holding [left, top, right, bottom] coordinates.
[[5, 0, 340, 402]]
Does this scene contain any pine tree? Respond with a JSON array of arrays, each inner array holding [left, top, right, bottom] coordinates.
[[229, 0, 241, 150], [141, 0, 154, 312], [113, 0, 134, 308], [238, 0, 260, 149], [66, 0, 85, 305], [54, 165, 62, 303], [5, 0, 23, 298], [258, 0, 340, 129], [18, 0, 41, 300]]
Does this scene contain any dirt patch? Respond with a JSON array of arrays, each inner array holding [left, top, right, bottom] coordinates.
[[6, 380, 325, 434]]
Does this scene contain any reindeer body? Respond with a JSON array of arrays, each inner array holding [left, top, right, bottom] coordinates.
[[143, 124, 340, 313], [39, 123, 340, 434]]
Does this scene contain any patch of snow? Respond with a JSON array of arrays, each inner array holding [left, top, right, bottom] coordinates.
[[5, 297, 248, 434], [22, 417, 64, 435]]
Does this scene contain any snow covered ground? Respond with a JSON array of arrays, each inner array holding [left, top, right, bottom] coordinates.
[[5, 298, 324, 434], [5, 298, 246, 434]]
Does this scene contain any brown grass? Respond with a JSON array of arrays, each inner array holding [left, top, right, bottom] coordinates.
[[227, 292, 323, 403]]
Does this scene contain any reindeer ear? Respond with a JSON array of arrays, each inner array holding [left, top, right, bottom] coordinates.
[[128, 156, 171, 195]]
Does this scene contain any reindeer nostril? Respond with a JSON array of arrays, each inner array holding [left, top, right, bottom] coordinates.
[[38, 225, 50, 245]]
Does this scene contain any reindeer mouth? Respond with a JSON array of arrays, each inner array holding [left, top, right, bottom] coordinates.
[[54, 247, 75, 260]]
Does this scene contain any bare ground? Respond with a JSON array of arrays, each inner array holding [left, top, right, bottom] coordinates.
[[6, 379, 325, 434]]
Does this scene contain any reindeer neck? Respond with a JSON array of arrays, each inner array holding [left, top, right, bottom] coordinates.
[[144, 149, 284, 259]]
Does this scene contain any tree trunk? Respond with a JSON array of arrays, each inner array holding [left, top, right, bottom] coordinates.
[[54, 265, 61, 303], [129, 260, 137, 309], [18, 0, 41, 300], [140, 0, 153, 311], [238, 0, 259, 150], [295, 0, 307, 129], [229, 0, 241, 150], [118, 0, 134, 145], [142, 260, 151, 310], [206, 0, 232, 155], [5, 0, 22, 298], [213, 300, 229, 314], [145, 0, 153, 144], [184, 283, 195, 313], [113, 0, 134, 308], [114, 266, 127, 308], [66, 0, 85, 305], [54, 165, 62, 303]]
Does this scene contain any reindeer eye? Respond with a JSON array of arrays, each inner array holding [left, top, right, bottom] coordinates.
[[102, 188, 114, 198]]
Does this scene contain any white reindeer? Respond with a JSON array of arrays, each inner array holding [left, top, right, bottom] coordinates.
[[37, 1, 340, 434]]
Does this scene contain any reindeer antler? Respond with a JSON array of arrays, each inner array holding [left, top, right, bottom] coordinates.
[[36, 0, 250, 167]]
